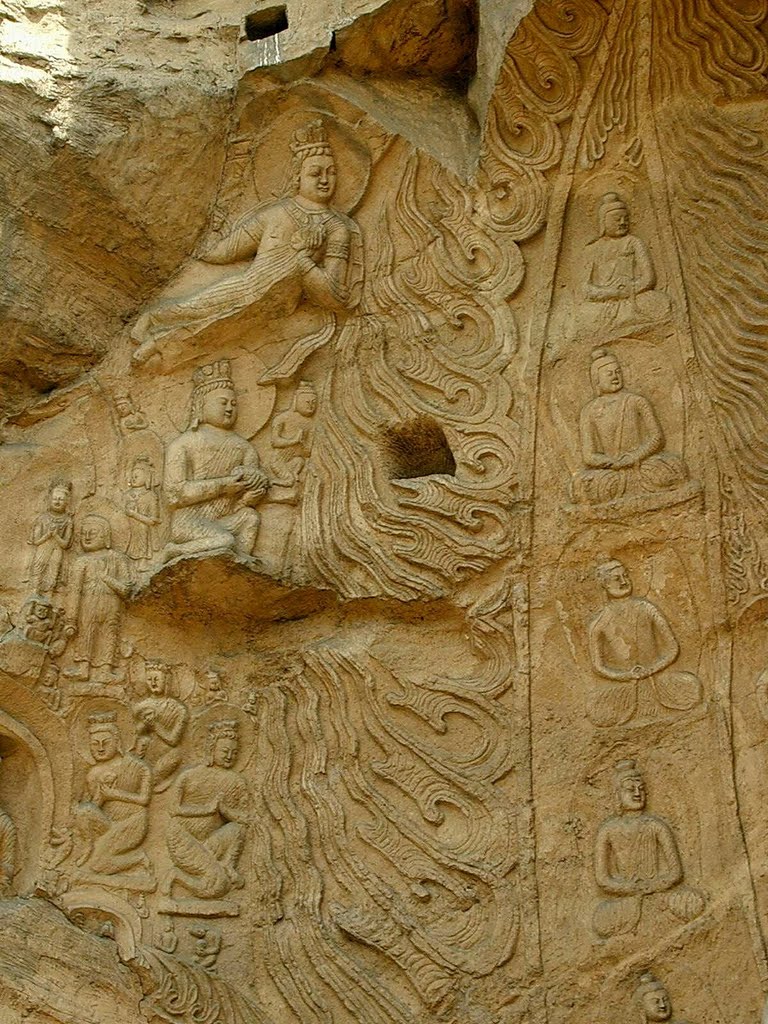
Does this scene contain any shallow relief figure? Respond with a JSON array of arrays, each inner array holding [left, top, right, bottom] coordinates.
[[0, 755, 17, 896], [592, 759, 704, 938], [268, 380, 317, 504], [636, 971, 692, 1024], [0, 594, 69, 681], [588, 558, 702, 726], [65, 515, 133, 684], [123, 455, 161, 562], [572, 349, 690, 508], [132, 660, 188, 792], [163, 360, 269, 562], [130, 119, 363, 376], [161, 719, 250, 915], [73, 711, 154, 888], [26, 479, 75, 595], [573, 192, 670, 342]]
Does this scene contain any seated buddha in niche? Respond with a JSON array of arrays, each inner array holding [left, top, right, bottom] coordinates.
[[575, 192, 670, 340], [571, 348, 689, 506], [593, 759, 704, 938], [588, 558, 702, 726], [130, 120, 362, 369]]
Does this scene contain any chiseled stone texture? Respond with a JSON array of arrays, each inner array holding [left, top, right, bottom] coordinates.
[[1, 1, 768, 1023]]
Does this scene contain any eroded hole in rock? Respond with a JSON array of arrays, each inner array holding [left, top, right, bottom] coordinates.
[[245, 5, 288, 41], [383, 417, 457, 479]]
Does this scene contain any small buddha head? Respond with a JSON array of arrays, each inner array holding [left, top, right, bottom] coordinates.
[[290, 120, 337, 206], [589, 348, 623, 396], [598, 191, 629, 238], [188, 360, 237, 431], [294, 380, 317, 417], [88, 712, 121, 763], [595, 557, 633, 599], [636, 972, 672, 1022], [614, 758, 646, 813], [114, 392, 136, 418], [145, 660, 170, 696], [80, 515, 111, 553], [206, 719, 239, 769], [129, 456, 154, 489], [48, 479, 72, 515]]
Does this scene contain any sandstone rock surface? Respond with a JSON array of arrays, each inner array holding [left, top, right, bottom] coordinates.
[[1, 1, 768, 1022]]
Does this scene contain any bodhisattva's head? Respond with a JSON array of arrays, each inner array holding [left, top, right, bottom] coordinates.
[[636, 974, 672, 1022], [595, 558, 633, 599], [201, 386, 237, 430], [145, 661, 169, 696], [80, 515, 111, 553], [598, 192, 629, 238], [49, 481, 72, 514], [589, 348, 623, 395], [295, 382, 317, 416], [298, 153, 337, 206], [115, 393, 135, 417], [130, 457, 153, 489], [290, 120, 336, 207], [206, 720, 239, 768], [89, 716, 121, 762], [614, 759, 646, 813], [188, 360, 237, 431]]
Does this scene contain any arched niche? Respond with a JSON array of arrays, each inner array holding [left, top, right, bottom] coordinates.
[[0, 708, 55, 895]]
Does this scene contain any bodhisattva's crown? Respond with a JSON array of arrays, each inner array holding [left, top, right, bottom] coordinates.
[[193, 359, 233, 391], [290, 119, 331, 159], [209, 719, 238, 740], [88, 711, 117, 729]]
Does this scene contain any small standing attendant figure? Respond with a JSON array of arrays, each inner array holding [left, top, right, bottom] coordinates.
[[124, 455, 161, 562], [27, 480, 75, 595], [65, 516, 134, 683]]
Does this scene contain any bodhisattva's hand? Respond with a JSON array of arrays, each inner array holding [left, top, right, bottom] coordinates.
[[222, 470, 248, 497], [290, 224, 325, 256]]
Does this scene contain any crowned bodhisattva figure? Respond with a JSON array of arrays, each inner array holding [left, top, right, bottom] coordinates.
[[130, 120, 363, 375], [161, 719, 250, 914], [163, 360, 269, 561]]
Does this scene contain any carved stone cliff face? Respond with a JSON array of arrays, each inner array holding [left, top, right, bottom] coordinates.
[[1, 1, 768, 1023]]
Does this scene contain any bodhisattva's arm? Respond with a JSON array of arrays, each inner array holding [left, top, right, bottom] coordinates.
[[589, 619, 636, 682], [631, 236, 657, 293], [650, 819, 683, 891], [102, 763, 152, 807], [580, 407, 613, 469], [154, 704, 188, 747], [271, 414, 303, 449], [646, 602, 680, 674], [29, 515, 53, 546], [614, 396, 664, 467], [594, 825, 641, 895], [297, 222, 353, 311], [201, 211, 266, 265], [164, 440, 243, 509]]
